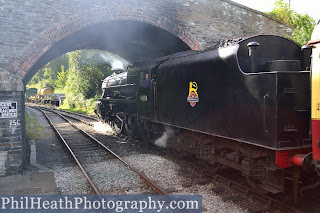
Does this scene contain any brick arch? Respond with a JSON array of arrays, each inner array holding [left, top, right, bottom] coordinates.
[[7, 7, 202, 82]]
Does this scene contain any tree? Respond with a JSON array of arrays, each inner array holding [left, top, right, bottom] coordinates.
[[291, 14, 316, 46], [27, 49, 126, 112], [54, 65, 67, 90], [64, 50, 113, 99], [267, 0, 316, 46], [28, 54, 69, 88]]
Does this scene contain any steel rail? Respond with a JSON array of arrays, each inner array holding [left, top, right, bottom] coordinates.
[[56, 110, 168, 195], [27, 103, 98, 122], [182, 160, 304, 213], [54, 109, 96, 127], [33, 105, 305, 212], [36, 106, 167, 195], [56, 108, 98, 121], [40, 109, 101, 195], [141, 144, 304, 213], [34, 105, 97, 126]]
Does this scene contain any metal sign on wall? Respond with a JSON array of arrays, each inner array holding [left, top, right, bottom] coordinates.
[[0, 102, 17, 118]]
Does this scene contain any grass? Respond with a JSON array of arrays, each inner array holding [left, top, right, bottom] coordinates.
[[58, 96, 97, 115], [58, 105, 97, 116], [58, 106, 88, 114], [25, 111, 42, 140]]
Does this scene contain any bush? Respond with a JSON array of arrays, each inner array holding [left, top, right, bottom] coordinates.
[[267, 0, 315, 46], [60, 94, 97, 114]]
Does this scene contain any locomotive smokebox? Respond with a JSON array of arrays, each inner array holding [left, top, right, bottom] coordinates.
[[101, 68, 138, 100], [247, 41, 260, 73]]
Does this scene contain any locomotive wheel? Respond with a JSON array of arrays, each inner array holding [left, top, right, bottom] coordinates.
[[112, 120, 122, 134], [140, 121, 153, 143], [124, 116, 135, 137], [141, 128, 152, 143], [136, 121, 151, 143], [246, 178, 269, 194]]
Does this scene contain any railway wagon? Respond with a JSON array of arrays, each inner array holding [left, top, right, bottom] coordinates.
[[35, 87, 54, 103]]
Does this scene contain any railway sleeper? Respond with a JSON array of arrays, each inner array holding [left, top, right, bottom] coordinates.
[[102, 116, 288, 195]]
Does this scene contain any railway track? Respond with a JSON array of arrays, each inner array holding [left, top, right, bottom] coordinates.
[[56, 108, 98, 125], [29, 105, 308, 212], [181, 158, 302, 213], [32, 106, 167, 195]]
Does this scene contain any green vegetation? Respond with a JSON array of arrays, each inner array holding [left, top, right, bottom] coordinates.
[[25, 88, 37, 100], [27, 50, 129, 114], [61, 50, 112, 113], [59, 104, 96, 115], [28, 54, 69, 90], [25, 112, 42, 140], [60, 96, 97, 115], [267, 0, 316, 46]]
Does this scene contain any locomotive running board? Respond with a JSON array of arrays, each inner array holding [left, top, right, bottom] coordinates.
[[96, 98, 136, 103]]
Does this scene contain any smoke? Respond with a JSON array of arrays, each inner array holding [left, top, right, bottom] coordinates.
[[93, 121, 115, 135], [154, 126, 174, 148], [99, 52, 131, 70], [111, 60, 124, 70]]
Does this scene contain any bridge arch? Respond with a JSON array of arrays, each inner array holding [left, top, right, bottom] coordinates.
[[7, 7, 202, 84], [0, 1, 294, 176]]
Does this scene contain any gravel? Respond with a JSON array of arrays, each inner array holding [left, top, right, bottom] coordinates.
[[25, 106, 279, 212], [54, 167, 91, 194], [25, 107, 89, 194], [68, 118, 253, 212], [26, 107, 74, 169], [85, 160, 151, 194]]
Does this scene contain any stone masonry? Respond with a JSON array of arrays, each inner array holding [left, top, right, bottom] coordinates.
[[0, 72, 24, 176], [0, 0, 292, 175]]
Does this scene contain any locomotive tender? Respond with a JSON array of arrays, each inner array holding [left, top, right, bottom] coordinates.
[[96, 29, 320, 197]]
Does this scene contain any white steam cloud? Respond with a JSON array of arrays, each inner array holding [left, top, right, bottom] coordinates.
[[99, 52, 131, 70], [154, 126, 174, 148], [93, 121, 115, 135], [111, 60, 124, 70]]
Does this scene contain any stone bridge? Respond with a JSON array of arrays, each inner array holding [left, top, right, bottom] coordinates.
[[0, 0, 291, 175]]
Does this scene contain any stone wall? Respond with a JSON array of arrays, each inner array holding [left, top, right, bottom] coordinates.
[[1, 0, 291, 80], [0, 72, 24, 175]]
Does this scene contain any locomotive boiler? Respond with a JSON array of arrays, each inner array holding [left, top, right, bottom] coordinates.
[[96, 32, 320, 198]]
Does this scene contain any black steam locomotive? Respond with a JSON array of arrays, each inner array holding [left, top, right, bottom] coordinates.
[[96, 34, 317, 196]]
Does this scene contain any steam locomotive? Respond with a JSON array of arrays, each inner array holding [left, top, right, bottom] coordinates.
[[96, 23, 320, 198]]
